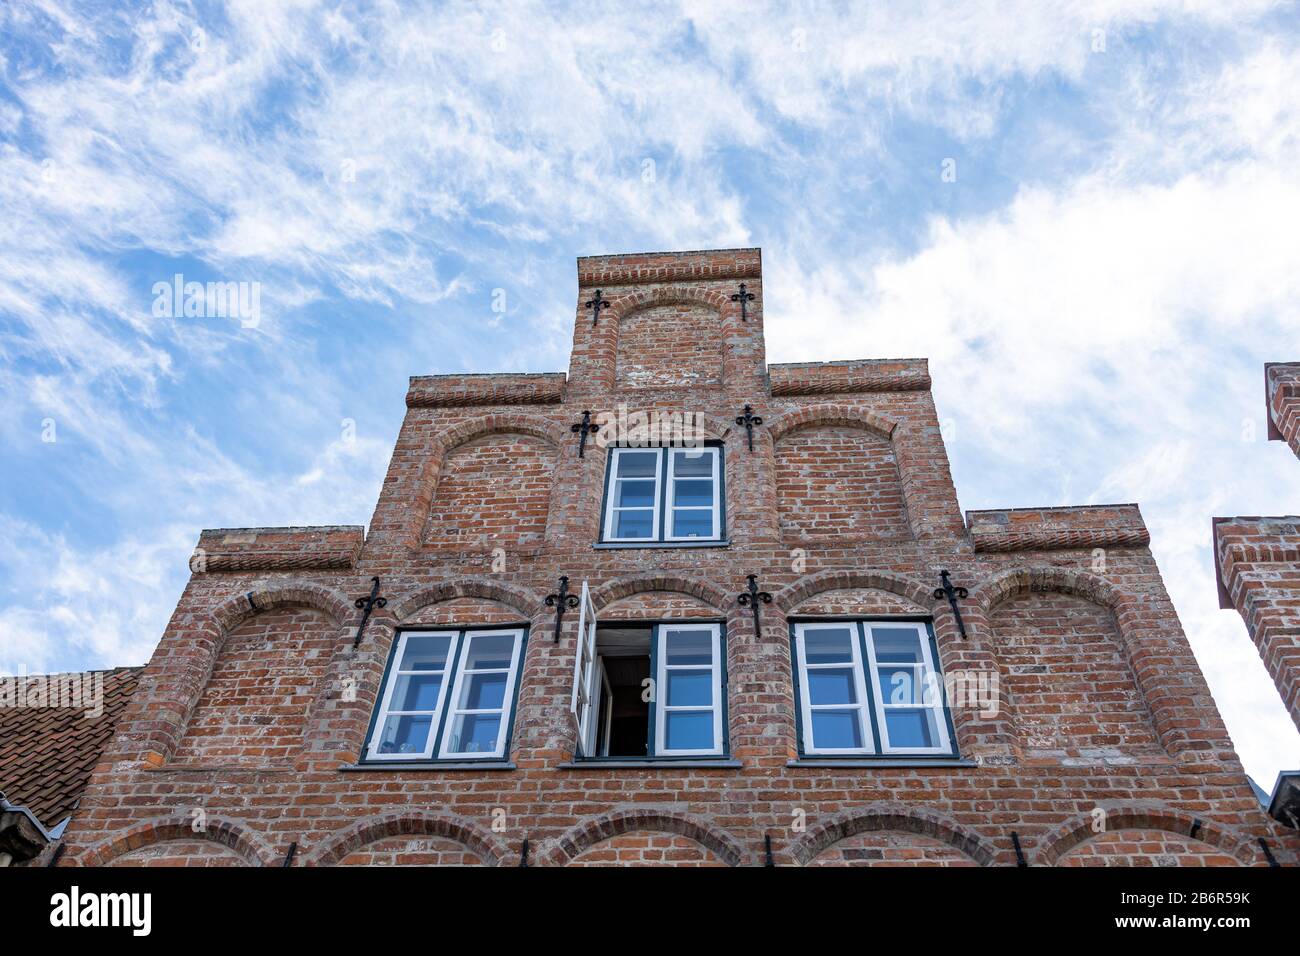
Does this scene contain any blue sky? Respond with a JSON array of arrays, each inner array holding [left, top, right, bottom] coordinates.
[[2, 0, 1298, 784]]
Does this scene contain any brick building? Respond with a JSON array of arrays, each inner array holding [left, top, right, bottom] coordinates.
[[42, 248, 1300, 866]]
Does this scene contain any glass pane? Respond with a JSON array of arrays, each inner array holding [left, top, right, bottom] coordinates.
[[672, 450, 713, 477], [389, 673, 443, 711], [673, 478, 714, 507], [671, 509, 713, 538], [803, 628, 854, 664], [884, 709, 936, 749], [664, 629, 712, 665], [375, 715, 432, 755], [459, 672, 507, 710], [807, 668, 857, 706], [446, 713, 505, 754], [666, 670, 712, 707], [613, 510, 654, 539], [878, 667, 922, 705], [810, 710, 863, 750], [463, 634, 515, 670], [871, 627, 924, 664], [616, 479, 656, 508], [664, 711, 713, 751], [398, 634, 452, 671], [616, 451, 659, 477]]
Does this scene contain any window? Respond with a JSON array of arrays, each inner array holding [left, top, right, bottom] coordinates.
[[792, 621, 955, 758], [601, 445, 723, 544], [572, 601, 726, 759], [366, 627, 526, 762]]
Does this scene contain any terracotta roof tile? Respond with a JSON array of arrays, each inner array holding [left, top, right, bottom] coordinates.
[[0, 667, 142, 829]]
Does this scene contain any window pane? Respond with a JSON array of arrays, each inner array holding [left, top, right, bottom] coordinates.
[[803, 628, 854, 664], [810, 710, 863, 750], [884, 709, 936, 749], [616, 451, 658, 477], [877, 667, 923, 705], [664, 711, 713, 750], [671, 509, 713, 538], [614, 510, 654, 538], [871, 627, 924, 663], [807, 668, 857, 705], [616, 479, 656, 508], [446, 713, 504, 754], [464, 634, 515, 669], [375, 715, 432, 755], [389, 674, 443, 711], [459, 672, 507, 710], [672, 450, 713, 477], [664, 630, 712, 664], [672, 478, 714, 507], [666, 670, 712, 707], [398, 635, 453, 671]]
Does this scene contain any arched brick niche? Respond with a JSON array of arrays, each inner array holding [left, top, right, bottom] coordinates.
[[336, 835, 488, 866], [107, 840, 247, 867], [568, 833, 728, 866], [615, 301, 724, 390], [172, 604, 337, 767], [806, 832, 981, 867], [989, 590, 1163, 761], [790, 586, 929, 617], [423, 431, 558, 550], [544, 809, 748, 867], [78, 815, 275, 867], [400, 596, 528, 628], [308, 813, 508, 867], [600, 591, 721, 621], [1057, 831, 1243, 867], [774, 423, 911, 542]]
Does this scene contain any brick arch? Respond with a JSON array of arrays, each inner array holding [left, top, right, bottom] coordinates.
[[306, 812, 509, 866], [76, 814, 276, 867], [208, 581, 353, 639], [589, 573, 732, 615], [543, 809, 748, 866], [430, 412, 566, 458], [772, 568, 936, 614], [972, 566, 1129, 619], [766, 404, 898, 445], [1034, 807, 1259, 867], [604, 286, 731, 324], [788, 804, 996, 866], [390, 577, 545, 623]]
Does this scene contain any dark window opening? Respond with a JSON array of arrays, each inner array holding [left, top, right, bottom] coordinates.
[[590, 626, 651, 758]]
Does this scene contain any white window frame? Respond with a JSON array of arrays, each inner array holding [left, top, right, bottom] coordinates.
[[602, 447, 663, 542], [653, 622, 724, 757], [863, 623, 953, 756], [570, 581, 600, 754], [437, 628, 526, 760], [366, 630, 460, 761], [793, 622, 874, 756], [664, 446, 721, 542]]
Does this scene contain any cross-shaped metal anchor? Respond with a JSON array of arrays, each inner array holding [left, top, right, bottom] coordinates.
[[545, 575, 580, 642], [351, 576, 387, 649], [570, 410, 598, 458], [735, 404, 763, 452], [730, 282, 755, 322], [933, 569, 969, 640], [737, 574, 773, 640], [585, 289, 609, 326]]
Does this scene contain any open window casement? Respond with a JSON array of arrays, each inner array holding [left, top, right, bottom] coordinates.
[[570, 580, 600, 755]]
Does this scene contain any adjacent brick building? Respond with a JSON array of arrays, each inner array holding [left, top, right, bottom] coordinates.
[[42, 248, 1299, 866]]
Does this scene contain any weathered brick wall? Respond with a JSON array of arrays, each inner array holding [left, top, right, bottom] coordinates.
[[615, 302, 723, 389], [54, 249, 1298, 867], [1057, 831, 1242, 867], [1267, 363, 1300, 459]]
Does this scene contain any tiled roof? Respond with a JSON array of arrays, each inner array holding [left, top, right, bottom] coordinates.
[[0, 667, 142, 830]]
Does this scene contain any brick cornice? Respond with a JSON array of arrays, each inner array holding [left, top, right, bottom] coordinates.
[[769, 359, 931, 396], [194, 527, 364, 573], [576, 247, 761, 287], [1212, 515, 1300, 609], [1265, 362, 1300, 450], [406, 373, 566, 409], [966, 505, 1149, 554]]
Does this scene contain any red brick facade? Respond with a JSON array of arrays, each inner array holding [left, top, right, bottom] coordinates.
[[52, 249, 1298, 867]]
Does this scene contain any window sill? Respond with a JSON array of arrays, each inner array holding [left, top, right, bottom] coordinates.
[[594, 539, 730, 550], [787, 758, 975, 768], [341, 761, 517, 772], [558, 759, 742, 769]]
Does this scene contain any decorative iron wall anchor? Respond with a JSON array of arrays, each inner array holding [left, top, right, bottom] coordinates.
[[570, 410, 598, 458], [933, 569, 969, 640], [735, 404, 763, 451], [545, 575, 580, 642], [737, 574, 773, 640], [352, 576, 387, 650], [584, 289, 609, 325], [730, 282, 755, 322]]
